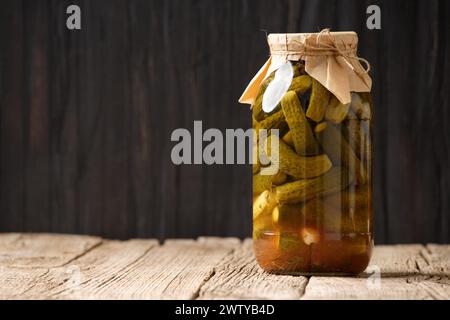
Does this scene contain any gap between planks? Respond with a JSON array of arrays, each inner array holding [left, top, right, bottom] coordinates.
[[197, 239, 309, 300]]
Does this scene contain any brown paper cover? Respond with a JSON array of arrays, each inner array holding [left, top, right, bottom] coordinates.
[[239, 30, 372, 105]]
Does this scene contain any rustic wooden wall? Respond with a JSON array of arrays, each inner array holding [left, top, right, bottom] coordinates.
[[0, 0, 449, 243]]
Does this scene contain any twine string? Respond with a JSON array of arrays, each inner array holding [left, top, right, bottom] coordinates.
[[274, 28, 371, 74]]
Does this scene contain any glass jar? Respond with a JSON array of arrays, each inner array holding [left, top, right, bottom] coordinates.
[[248, 32, 373, 275]]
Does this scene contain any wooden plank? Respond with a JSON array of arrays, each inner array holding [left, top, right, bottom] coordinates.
[[13, 237, 238, 299], [76, 0, 106, 236], [0, 236, 448, 300], [0, 1, 26, 232], [39, 239, 158, 299], [127, 0, 154, 238], [198, 239, 309, 300], [0, 233, 102, 268], [22, 0, 51, 233], [0, 239, 157, 299], [55, 237, 239, 299], [47, 1, 80, 234], [101, 0, 132, 239], [197, 237, 242, 248], [1, 237, 238, 300], [418, 244, 450, 275], [302, 276, 450, 300], [362, 244, 425, 276], [0, 266, 49, 299]]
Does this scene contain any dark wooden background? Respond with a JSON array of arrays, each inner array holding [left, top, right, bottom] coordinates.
[[0, 0, 449, 243]]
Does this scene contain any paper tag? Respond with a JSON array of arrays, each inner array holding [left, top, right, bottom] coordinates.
[[262, 61, 293, 113]]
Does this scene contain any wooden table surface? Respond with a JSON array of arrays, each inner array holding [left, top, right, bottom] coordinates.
[[0, 233, 448, 300]]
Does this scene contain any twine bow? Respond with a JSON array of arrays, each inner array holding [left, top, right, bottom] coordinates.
[[277, 28, 371, 75]]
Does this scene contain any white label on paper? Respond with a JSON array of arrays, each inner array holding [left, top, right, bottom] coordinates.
[[262, 61, 293, 113]]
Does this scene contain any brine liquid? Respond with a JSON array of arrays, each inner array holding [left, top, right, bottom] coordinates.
[[254, 231, 373, 275], [253, 188, 373, 275]]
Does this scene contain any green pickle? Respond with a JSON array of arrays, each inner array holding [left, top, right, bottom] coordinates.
[[281, 90, 319, 155], [252, 61, 373, 275]]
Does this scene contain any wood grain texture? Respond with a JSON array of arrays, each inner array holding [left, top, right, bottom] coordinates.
[[198, 239, 309, 300], [362, 244, 425, 276], [0, 239, 157, 299], [93, 238, 239, 300], [302, 276, 450, 300], [0, 237, 239, 299], [33, 240, 157, 299], [0, 266, 49, 299], [418, 244, 450, 275], [0, 233, 101, 268], [0, 235, 449, 299], [304, 245, 450, 299], [0, 0, 449, 242]]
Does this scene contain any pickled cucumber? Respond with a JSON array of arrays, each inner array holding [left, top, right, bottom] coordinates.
[[275, 167, 354, 204], [292, 62, 307, 77], [252, 143, 261, 174], [292, 64, 303, 77], [306, 79, 330, 122], [326, 186, 371, 234], [272, 204, 303, 229], [314, 122, 327, 133], [282, 131, 294, 147], [253, 170, 287, 195], [252, 116, 258, 127], [255, 109, 287, 134], [344, 119, 363, 160], [281, 91, 320, 155], [253, 212, 275, 240], [344, 119, 372, 172], [264, 135, 332, 179], [324, 187, 371, 212], [361, 121, 372, 169], [325, 95, 351, 124], [316, 122, 367, 184], [289, 75, 312, 95], [350, 92, 372, 120], [252, 72, 311, 122], [253, 189, 277, 220], [345, 108, 358, 120]]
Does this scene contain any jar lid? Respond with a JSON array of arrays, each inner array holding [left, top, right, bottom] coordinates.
[[267, 31, 358, 60], [239, 29, 371, 106]]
